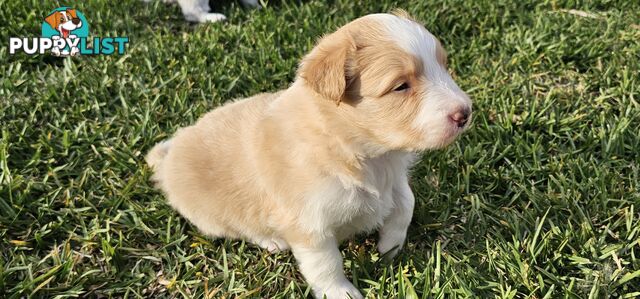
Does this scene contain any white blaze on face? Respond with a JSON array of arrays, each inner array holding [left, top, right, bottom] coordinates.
[[59, 11, 82, 31], [368, 14, 472, 146]]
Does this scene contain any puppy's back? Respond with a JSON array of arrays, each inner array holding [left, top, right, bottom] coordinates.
[[146, 92, 282, 238]]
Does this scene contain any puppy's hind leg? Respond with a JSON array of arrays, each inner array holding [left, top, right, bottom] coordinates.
[[256, 237, 289, 253], [177, 0, 226, 23]]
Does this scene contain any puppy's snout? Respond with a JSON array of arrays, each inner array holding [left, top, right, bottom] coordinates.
[[72, 18, 81, 25], [449, 107, 471, 128]]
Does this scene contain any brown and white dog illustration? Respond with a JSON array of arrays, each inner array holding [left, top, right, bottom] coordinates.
[[44, 9, 83, 56], [147, 11, 472, 299]]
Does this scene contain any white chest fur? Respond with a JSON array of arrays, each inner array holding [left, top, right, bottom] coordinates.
[[299, 151, 416, 240]]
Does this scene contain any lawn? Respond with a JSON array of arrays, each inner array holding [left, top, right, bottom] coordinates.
[[1, 0, 639, 298]]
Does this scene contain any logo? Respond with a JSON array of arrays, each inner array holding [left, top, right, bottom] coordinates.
[[8, 7, 129, 56]]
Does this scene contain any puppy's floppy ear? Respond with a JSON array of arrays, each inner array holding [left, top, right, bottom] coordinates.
[[44, 12, 60, 29], [67, 9, 78, 19], [297, 31, 356, 104]]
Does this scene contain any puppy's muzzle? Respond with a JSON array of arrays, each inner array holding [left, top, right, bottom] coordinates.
[[449, 107, 471, 128]]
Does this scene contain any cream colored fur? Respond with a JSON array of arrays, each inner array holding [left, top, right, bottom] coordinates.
[[147, 12, 472, 299]]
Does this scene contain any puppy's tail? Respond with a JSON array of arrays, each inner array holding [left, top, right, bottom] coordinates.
[[145, 139, 172, 186]]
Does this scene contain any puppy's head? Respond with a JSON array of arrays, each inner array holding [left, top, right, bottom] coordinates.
[[298, 12, 472, 152], [45, 9, 82, 36]]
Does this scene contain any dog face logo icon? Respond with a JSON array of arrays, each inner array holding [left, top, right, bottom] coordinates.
[[41, 7, 89, 56], [8, 7, 128, 56]]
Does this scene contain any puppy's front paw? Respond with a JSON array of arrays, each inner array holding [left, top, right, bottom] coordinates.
[[197, 13, 227, 23], [316, 282, 363, 299], [378, 229, 406, 259]]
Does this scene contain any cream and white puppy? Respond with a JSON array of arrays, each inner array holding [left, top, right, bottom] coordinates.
[[146, 11, 471, 299]]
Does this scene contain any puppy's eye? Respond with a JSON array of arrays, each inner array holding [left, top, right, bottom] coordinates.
[[393, 82, 410, 92]]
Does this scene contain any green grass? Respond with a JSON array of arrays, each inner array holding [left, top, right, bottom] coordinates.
[[1, 0, 639, 298]]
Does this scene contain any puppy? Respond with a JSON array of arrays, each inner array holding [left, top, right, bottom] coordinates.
[[146, 11, 472, 299], [44, 9, 83, 56], [153, 0, 259, 23]]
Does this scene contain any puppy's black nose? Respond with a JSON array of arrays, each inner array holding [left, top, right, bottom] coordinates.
[[449, 107, 471, 128], [72, 18, 81, 25]]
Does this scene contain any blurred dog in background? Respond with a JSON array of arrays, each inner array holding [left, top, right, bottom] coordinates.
[[146, 0, 259, 22]]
